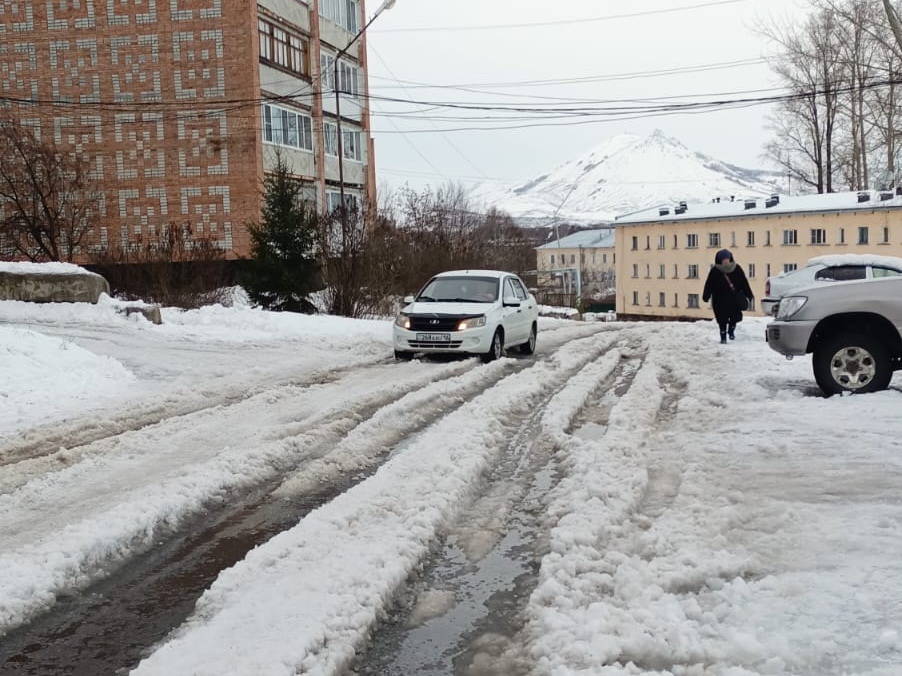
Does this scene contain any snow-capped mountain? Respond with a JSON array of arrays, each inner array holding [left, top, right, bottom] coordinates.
[[473, 130, 781, 225]]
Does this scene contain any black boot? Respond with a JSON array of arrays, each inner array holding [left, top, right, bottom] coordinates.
[[728, 327, 736, 340], [720, 331, 728, 344]]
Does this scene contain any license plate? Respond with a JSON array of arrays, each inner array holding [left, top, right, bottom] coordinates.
[[417, 333, 451, 342]]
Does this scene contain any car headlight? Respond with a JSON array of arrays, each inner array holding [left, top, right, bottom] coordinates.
[[776, 296, 807, 320], [395, 314, 411, 329], [457, 315, 487, 331]]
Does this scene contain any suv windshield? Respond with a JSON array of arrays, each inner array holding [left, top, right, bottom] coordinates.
[[417, 276, 499, 303]]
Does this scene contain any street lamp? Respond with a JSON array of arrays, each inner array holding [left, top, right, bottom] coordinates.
[[334, 0, 396, 215]]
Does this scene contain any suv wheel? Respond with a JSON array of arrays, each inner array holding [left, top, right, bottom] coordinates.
[[481, 328, 504, 363], [813, 332, 893, 395]]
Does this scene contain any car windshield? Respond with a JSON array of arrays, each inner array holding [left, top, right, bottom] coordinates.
[[417, 277, 499, 303]]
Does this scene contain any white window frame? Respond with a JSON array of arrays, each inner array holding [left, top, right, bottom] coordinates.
[[783, 229, 798, 246], [320, 52, 336, 91], [709, 232, 721, 248], [688, 294, 700, 309], [262, 103, 313, 152], [326, 190, 360, 213], [324, 121, 339, 157], [811, 228, 827, 245], [687, 264, 699, 279], [687, 233, 698, 249]]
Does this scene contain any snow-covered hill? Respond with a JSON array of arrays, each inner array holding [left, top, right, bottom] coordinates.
[[473, 130, 781, 225]]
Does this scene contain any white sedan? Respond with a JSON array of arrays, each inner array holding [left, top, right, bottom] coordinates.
[[393, 270, 539, 362]]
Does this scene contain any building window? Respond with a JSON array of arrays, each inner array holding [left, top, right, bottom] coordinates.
[[631, 236, 638, 251], [324, 122, 339, 157], [858, 226, 869, 245], [259, 20, 308, 76], [731, 232, 737, 247], [319, 0, 359, 32], [658, 264, 666, 279], [687, 294, 700, 309], [673, 293, 679, 308], [645, 236, 651, 250], [687, 264, 699, 279], [766, 263, 771, 277], [673, 263, 679, 279], [659, 292, 666, 307], [765, 231, 772, 246], [748, 263, 756, 278], [673, 234, 678, 249], [632, 291, 639, 306], [645, 264, 651, 278], [339, 61, 360, 98], [839, 227, 846, 244], [645, 292, 652, 306], [883, 226, 890, 243], [709, 232, 721, 248], [811, 228, 827, 245], [602, 253, 607, 264], [783, 229, 798, 245], [263, 103, 313, 151], [320, 52, 336, 90], [747, 231, 755, 247], [342, 129, 362, 161], [784, 263, 798, 273], [571, 254, 576, 264], [326, 190, 360, 213], [258, 19, 272, 61], [658, 235, 666, 249], [687, 233, 698, 248], [632, 264, 639, 278], [550, 255, 555, 265]]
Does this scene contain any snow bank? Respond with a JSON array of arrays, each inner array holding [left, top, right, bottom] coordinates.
[[0, 326, 134, 436], [158, 304, 390, 345], [132, 331, 614, 676], [538, 304, 579, 317], [0, 261, 92, 276]]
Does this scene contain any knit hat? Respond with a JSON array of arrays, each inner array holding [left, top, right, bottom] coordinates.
[[715, 249, 734, 264]]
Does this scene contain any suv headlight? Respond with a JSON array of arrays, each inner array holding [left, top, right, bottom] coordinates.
[[776, 296, 807, 320], [395, 314, 411, 329], [457, 316, 486, 331]]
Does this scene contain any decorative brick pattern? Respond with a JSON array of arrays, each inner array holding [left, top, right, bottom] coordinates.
[[46, 0, 96, 30], [109, 34, 161, 102]]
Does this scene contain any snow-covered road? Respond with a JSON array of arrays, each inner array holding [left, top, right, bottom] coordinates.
[[2, 302, 902, 676]]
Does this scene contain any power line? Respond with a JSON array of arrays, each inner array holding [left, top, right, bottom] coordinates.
[[371, 0, 747, 33]]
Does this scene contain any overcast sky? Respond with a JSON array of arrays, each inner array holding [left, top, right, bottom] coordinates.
[[365, 0, 811, 192]]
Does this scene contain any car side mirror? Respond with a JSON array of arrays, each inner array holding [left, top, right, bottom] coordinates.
[[404, 295, 415, 304]]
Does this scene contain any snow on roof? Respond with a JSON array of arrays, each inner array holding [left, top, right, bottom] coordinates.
[[536, 229, 615, 250], [614, 190, 902, 225], [0, 261, 93, 275], [807, 253, 902, 270]]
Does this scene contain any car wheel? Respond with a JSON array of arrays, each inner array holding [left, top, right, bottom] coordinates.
[[481, 328, 504, 363], [394, 350, 415, 361], [519, 324, 537, 355], [813, 332, 893, 395]]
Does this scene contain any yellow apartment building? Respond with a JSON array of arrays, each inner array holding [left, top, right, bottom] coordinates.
[[535, 229, 616, 304], [614, 191, 902, 319]]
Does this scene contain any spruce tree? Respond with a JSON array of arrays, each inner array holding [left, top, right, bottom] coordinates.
[[243, 155, 320, 312]]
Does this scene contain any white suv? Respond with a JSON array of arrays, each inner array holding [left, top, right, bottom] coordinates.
[[393, 270, 539, 362]]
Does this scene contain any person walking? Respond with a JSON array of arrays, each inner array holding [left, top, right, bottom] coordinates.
[[702, 249, 754, 344]]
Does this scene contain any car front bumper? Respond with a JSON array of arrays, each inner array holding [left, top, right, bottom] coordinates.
[[393, 325, 493, 354], [765, 319, 818, 356]]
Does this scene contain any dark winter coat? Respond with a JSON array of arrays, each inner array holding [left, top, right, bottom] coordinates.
[[702, 264, 754, 325]]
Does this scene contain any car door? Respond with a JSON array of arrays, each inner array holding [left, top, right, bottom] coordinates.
[[501, 277, 527, 344], [512, 277, 537, 327]]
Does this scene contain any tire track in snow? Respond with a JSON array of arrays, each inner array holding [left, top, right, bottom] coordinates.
[[0, 323, 607, 674], [127, 330, 619, 676], [354, 339, 646, 676]]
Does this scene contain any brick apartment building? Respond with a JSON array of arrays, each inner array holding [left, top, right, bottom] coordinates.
[[0, 0, 376, 259], [614, 190, 902, 320]]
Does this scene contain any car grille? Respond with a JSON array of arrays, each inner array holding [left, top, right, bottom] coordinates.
[[408, 315, 476, 331], [408, 341, 464, 349]]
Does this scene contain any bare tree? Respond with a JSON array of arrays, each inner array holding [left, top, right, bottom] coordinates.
[[0, 115, 101, 261], [884, 0, 902, 50]]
